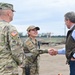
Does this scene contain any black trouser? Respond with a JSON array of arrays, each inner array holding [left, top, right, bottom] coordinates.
[[25, 65, 30, 75], [69, 61, 75, 75]]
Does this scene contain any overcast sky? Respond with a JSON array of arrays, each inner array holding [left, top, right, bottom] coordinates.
[[0, 0, 75, 35]]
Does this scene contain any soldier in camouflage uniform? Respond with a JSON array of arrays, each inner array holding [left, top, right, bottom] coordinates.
[[0, 2, 24, 75], [23, 25, 48, 75]]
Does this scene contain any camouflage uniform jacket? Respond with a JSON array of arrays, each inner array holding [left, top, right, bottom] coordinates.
[[0, 21, 24, 75], [23, 37, 48, 75]]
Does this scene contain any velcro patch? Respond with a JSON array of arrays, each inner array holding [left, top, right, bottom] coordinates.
[[11, 31, 17, 36]]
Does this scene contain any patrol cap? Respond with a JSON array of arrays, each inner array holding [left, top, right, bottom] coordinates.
[[0, 2, 15, 12], [27, 25, 40, 32]]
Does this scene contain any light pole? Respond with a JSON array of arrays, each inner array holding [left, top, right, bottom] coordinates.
[[64, 24, 66, 36]]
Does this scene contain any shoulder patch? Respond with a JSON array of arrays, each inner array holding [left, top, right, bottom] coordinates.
[[25, 39, 35, 50], [25, 40, 32, 46], [11, 31, 18, 36]]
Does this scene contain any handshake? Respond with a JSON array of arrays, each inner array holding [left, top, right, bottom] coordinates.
[[48, 48, 58, 56]]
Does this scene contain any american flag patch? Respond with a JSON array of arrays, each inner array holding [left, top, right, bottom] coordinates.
[[11, 31, 17, 36]]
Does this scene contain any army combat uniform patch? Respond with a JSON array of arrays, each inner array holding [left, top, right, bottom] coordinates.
[[11, 31, 18, 36]]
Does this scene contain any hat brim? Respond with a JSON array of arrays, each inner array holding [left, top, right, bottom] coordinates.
[[35, 27, 40, 30], [12, 10, 15, 12]]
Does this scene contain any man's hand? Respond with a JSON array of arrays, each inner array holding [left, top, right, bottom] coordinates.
[[71, 58, 75, 61], [19, 63, 25, 68], [48, 48, 58, 56]]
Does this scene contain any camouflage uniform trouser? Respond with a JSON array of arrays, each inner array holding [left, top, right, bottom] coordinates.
[[0, 66, 19, 75], [30, 66, 39, 75], [0, 73, 18, 75]]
